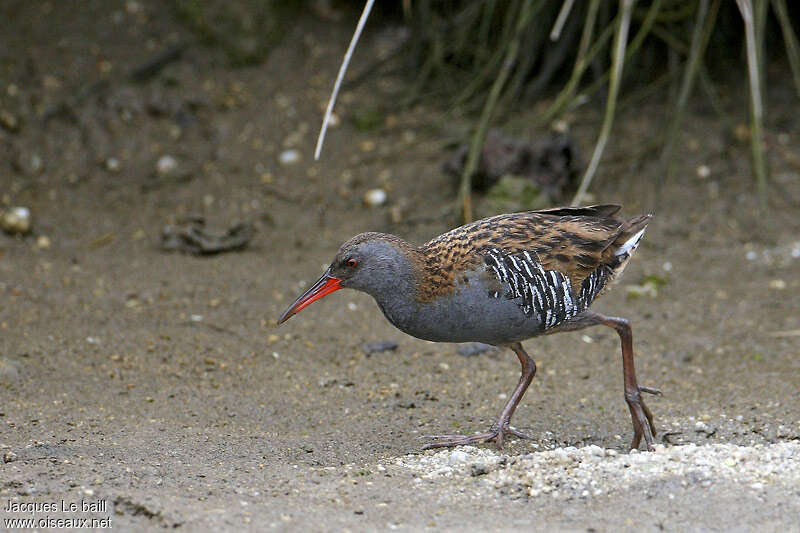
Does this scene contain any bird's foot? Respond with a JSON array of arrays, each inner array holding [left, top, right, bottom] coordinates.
[[422, 423, 530, 450], [626, 385, 661, 451]]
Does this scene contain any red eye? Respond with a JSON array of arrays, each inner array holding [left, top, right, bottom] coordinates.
[[346, 258, 358, 268]]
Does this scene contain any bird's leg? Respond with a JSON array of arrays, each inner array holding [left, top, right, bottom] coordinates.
[[593, 312, 660, 451], [423, 342, 536, 450]]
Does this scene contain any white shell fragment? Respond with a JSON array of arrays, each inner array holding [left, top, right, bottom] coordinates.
[[156, 155, 179, 175], [0, 206, 32, 235], [363, 188, 387, 207], [279, 149, 301, 165]]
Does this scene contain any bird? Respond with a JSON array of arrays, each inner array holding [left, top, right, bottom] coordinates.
[[278, 205, 660, 450]]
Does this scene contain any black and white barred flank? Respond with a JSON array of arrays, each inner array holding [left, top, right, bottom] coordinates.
[[579, 266, 608, 306], [483, 249, 607, 330]]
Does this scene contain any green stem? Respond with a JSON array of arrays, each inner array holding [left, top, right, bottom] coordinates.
[[458, 0, 536, 222], [771, 0, 800, 101], [736, 0, 769, 209], [661, 0, 721, 181], [571, 0, 636, 206]]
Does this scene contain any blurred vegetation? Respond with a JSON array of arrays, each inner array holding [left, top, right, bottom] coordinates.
[[172, 0, 800, 216], [396, 0, 800, 218], [172, 0, 299, 66], [396, 0, 800, 216]]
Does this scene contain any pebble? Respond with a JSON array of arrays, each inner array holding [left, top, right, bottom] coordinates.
[[1, 206, 32, 235], [35, 235, 51, 249], [744, 242, 800, 266], [448, 450, 469, 464], [362, 341, 399, 355], [156, 155, 179, 175], [363, 188, 387, 207], [3, 451, 18, 463], [0, 109, 20, 132], [279, 149, 300, 165], [105, 157, 121, 172], [392, 442, 800, 499], [768, 279, 787, 290]]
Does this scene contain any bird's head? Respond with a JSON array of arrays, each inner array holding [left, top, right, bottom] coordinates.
[[277, 233, 417, 324]]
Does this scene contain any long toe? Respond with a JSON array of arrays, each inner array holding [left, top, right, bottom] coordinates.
[[639, 385, 662, 396], [627, 398, 656, 451], [422, 431, 498, 450], [503, 426, 532, 440], [422, 422, 533, 450]]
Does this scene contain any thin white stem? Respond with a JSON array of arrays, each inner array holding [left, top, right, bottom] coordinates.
[[550, 0, 577, 41], [314, 0, 375, 161]]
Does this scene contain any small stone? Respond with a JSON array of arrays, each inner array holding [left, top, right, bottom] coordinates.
[[105, 157, 121, 172], [449, 450, 469, 464], [363, 188, 387, 207], [35, 235, 51, 249], [279, 150, 300, 165], [470, 463, 490, 476], [745, 250, 758, 261], [769, 279, 787, 290], [696, 165, 711, 179], [1, 206, 32, 235], [0, 109, 20, 132], [362, 341, 398, 355], [3, 451, 18, 463], [156, 155, 178, 176]]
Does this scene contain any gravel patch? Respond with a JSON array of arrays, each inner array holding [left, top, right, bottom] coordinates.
[[391, 442, 800, 499]]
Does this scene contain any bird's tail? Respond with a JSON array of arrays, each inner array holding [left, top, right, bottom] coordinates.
[[607, 213, 653, 282], [614, 214, 652, 257]]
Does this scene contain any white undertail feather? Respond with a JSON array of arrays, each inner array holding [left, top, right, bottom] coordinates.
[[615, 227, 647, 257]]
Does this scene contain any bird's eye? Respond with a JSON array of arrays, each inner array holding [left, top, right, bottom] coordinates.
[[346, 258, 358, 268]]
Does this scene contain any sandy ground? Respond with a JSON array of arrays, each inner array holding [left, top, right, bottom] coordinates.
[[1, 1, 799, 531]]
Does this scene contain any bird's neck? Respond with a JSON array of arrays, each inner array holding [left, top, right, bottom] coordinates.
[[361, 239, 425, 328]]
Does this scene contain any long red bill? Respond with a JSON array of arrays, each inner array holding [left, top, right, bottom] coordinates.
[[277, 270, 342, 324]]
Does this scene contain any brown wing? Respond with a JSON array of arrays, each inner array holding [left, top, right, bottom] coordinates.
[[418, 209, 650, 302]]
